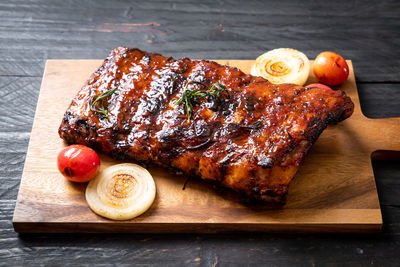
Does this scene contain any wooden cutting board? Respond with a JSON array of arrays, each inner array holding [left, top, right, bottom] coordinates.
[[13, 59, 399, 233]]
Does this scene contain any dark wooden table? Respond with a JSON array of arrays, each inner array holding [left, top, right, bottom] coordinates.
[[1, 0, 399, 265]]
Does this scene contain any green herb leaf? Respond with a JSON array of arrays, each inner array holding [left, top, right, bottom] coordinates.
[[90, 87, 119, 121], [170, 74, 175, 89], [174, 81, 229, 122], [207, 83, 228, 97]]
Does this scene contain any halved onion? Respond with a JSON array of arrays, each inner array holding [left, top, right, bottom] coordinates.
[[85, 163, 156, 220], [251, 48, 310, 86]]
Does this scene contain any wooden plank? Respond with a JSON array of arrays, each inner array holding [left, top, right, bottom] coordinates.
[[12, 59, 392, 233], [357, 83, 400, 118], [0, 77, 41, 133], [1, 0, 400, 265], [2, 203, 400, 266], [0, 0, 399, 82]]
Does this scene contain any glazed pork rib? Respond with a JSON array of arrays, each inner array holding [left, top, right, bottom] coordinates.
[[59, 47, 354, 203]]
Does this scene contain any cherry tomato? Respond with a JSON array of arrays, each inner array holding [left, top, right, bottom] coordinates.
[[313, 51, 349, 86], [306, 83, 333, 91], [57, 145, 100, 182]]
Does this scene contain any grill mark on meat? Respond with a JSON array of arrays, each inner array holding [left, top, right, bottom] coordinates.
[[58, 47, 354, 203]]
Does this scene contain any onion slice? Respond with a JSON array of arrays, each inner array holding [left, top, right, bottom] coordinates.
[[85, 163, 156, 220], [251, 48, 310, 86]]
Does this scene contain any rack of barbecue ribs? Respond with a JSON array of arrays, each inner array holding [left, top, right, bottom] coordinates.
[[59, 47, 354, 203]]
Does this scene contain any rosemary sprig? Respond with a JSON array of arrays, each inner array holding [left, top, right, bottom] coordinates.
[[173, 81, 228, 121], [90, 87, 119, 121], [207, 83, 228, 97], [240, 120, 264, 130]]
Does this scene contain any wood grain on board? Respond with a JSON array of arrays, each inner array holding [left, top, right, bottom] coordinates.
[[13, 59, 398, 233]]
